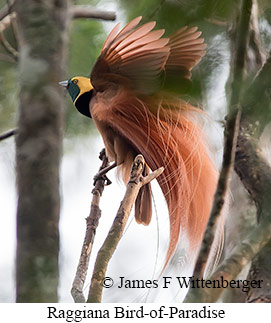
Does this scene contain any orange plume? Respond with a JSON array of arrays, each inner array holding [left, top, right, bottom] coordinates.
[[92, 91, 218, 268]]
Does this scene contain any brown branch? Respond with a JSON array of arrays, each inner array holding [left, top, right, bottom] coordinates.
[[0, 128, 17, 141], [191, 0, 253, 281], [70, 6, 116, 21], [87, 155, 164, 303], [0, 6, 116, 36], [71, 149, 110, 303]]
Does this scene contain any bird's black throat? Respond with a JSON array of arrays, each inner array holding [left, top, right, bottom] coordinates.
[[75, 91, 93, 118]]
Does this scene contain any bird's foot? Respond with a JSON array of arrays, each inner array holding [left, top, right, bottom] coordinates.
[[93, 172, 112, 186], [93, 161, 117, 186]]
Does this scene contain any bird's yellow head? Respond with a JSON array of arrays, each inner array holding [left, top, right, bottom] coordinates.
[[59, 76, 93, 118]]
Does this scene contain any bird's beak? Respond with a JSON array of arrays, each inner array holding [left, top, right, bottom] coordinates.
[[58, 80, 69, 87]]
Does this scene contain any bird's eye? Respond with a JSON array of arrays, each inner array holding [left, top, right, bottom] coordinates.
[[72, 79, 78, 84]]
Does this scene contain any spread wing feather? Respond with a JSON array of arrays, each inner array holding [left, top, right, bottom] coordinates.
[[101, 23, 120, 52], [91, 19, 169, 94], [91, 18, 206, 95], [166, 27, 207, 78]]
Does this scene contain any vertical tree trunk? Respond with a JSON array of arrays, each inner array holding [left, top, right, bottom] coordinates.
[[231, 0, 271, 303], [15, 0, 68, 302]]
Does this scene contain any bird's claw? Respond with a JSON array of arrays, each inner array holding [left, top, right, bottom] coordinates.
[[93, 160, 117, 186], [93, 172, 112, 186]]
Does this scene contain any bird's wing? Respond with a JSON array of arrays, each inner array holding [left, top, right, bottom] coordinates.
[[91, 17, 206, 95], [163, 27, 207, 93], [91, 16, 170, 95], [167, 26, 206, 77]]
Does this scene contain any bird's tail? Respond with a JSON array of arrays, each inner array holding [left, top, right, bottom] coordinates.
[[110, 93, 219, 270]]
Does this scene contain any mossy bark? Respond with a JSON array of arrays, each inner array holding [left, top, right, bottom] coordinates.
[[15, 0, 69, 302]]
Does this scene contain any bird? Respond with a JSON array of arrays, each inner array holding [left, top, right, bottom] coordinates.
[[60, 16, 219, 271]]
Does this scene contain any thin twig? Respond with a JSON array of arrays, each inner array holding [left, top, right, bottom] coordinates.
[[190, 0, 253, 281], [0, 128, 17, 141], [71, 149, 110, 303], [87, 155, 164, 303], [70, 6, 116, 21]]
